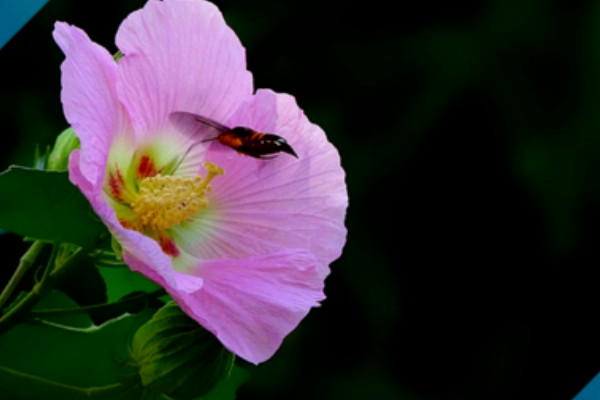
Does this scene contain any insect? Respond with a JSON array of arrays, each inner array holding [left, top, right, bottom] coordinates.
[[170, 112, 298, 159]]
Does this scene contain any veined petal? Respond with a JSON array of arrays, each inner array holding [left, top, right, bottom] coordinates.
[[168, 249, 325, 364], [53, 22, 129, 188], [186, 90, 348, 277], [115, 0, 253, 136], [57, 0, 347, 366]]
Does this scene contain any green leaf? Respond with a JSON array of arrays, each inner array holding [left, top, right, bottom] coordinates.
[[0, 165, 106, 246], [98, 265, 162, 303], [57, 257, 108, 306], [0, 289, 154, 399], [200, 366, 249, 400], [55, 258, 109, 324], [32, 289, 93, 328]]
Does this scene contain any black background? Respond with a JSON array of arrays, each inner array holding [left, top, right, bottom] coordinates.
[[2, 0, 600, 399]]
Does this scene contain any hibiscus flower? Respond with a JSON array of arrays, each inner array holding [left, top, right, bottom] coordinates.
[[53, 0, 347, 364]]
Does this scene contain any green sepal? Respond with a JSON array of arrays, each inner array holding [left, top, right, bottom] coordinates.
[[47, 127, 80, 171], [33, 143, 51, 170], [111, 236, 124, 260], [130, 302, 235, 400]]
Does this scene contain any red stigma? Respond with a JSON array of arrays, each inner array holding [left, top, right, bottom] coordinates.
[[108, 168, 126, 202], [137, 155, 158, 179], [158, 235, 180, 257]]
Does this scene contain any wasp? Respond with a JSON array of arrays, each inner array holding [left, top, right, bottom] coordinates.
[[170, 111, 298, 159]]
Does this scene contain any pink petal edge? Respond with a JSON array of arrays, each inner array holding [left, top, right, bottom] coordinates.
[[53, 22, 129, 188], [115, 0, 253, 136], [168, 249, 325, 364]]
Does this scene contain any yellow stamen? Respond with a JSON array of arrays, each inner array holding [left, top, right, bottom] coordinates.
[[129, 162, 223, 232]]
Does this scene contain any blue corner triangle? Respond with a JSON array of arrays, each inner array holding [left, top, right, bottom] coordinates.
[[0, 0, 50, 50], [573, 372, 600, 400]]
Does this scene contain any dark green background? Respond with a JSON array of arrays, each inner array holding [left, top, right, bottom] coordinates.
[[2, 0, 600, 399]]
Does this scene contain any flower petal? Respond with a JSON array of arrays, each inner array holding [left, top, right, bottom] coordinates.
[[53, 22, 129, 188], [168, 249, 325, 364], [115, 0, 253, 135], [179, 90, 348, 277], [69, 149, 178, 290]]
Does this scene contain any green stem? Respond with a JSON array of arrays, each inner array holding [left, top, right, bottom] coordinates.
[[0, 365, 125, 396], [31, 289, 166, 316], [0, 233, 107, 334], [38, 242, 59, 285], [0, 241, 46, 311]]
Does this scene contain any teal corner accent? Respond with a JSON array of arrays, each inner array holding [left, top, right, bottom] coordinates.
[[0, 0, 49, 50], [573, 372, 600, 400]]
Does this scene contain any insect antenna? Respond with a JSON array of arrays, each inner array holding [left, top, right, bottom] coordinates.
[[170, 140, 202, 173]]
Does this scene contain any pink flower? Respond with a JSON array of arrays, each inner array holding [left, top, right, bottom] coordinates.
[[53, 0, 347, 364]]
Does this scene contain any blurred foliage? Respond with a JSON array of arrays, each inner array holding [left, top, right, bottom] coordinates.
[[3, 0, 600, 399]]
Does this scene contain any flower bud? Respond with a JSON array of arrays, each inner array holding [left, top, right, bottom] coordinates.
[[130, 302, 235, 399], [47, 127, 80, 171]]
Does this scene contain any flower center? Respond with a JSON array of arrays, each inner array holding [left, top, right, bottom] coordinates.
[[132, 176, 205, 230], [130, 162, 223, 232], [106, 158, 223, 257]]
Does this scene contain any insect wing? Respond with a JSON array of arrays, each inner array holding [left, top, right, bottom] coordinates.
[[169, 111, 230, 141]]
